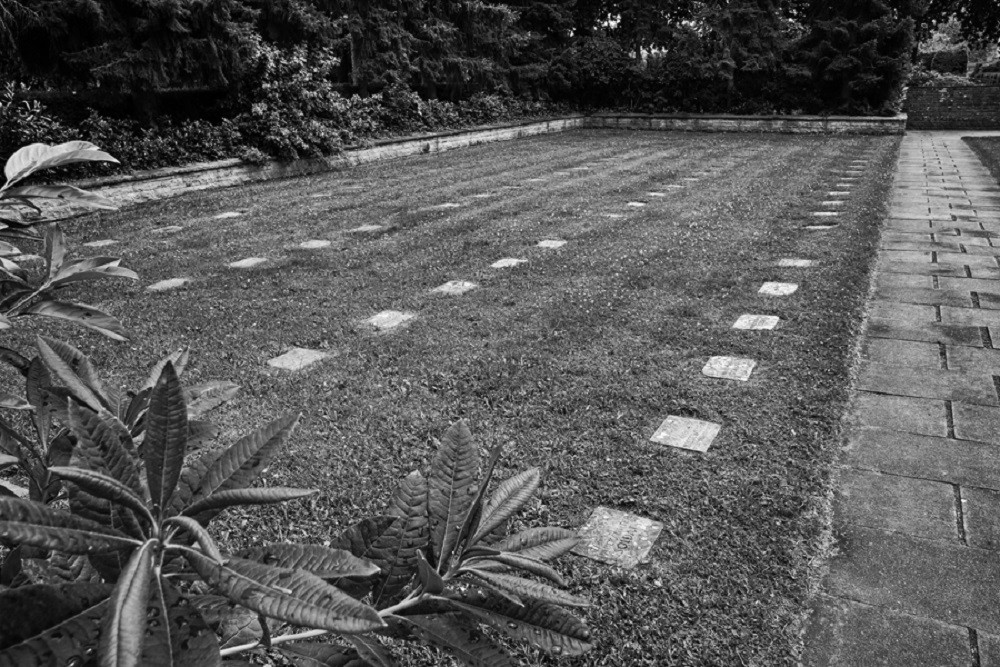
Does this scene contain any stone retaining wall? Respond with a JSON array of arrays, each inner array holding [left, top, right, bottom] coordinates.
[[77, 112, 905, 209], [905, 86, 1000, 130]]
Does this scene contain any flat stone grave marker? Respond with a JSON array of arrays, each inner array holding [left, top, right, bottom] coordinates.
[[759, 282, 798, 296], [647, 192, 666, 197], [435, 202, 463, 209], [526, 178, 547, 183], [214, 211, 243, 219], [733, 314, 780, 330], [828, 191, 851, 197], [683, 177, 700, 182], [228, 257, 268, 269], [348, 224, 385, 233], [626, 202, 647, 208], [572, 506, 664, 568], [491, 258, 527, 269], [804, 224, 838, 231], [702, 356, 756, 381], [553, 171, 571, 176], [813, 211, 839, 217], [650, 415, 721, 453], [665, 184, 684, 189], [368, 310, 416, 331], [83, 239, 118, 248], [433, 280, 477, 295], [778, 258, 816, 268], [146, 278, 191, 292], [821, 200, 845, 206], [267, 347, 330, 371], [298, 240, 332, 250], [537, 239, 567, 249], [602, 213, 626, 219], [569, 166, 591, 171], [471, 193, 494, 198], [152, 225, 184, 234]]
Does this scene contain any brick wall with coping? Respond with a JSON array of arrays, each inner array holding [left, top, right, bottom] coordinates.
[[905, 86, 1000, 130], [78, 113, 906, 209]]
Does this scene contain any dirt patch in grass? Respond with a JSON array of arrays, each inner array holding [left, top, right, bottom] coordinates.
[[966, 137, 1000, 186], [5, 130, 900, 665]]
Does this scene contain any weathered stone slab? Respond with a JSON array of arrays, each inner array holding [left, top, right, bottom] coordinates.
[[602, 213, 625, 219], [491, 258, 527, 269], [298, 240, 332, 249], [856, 362, 998, 405], [267, 347, 330, 371], [702, 356, 756, 381], [866, 320, 983, 347], [825, 524, 1000, 633], [941, 305, 1000, 327], [435, 202, 463, 209], [367, 310, 416, 331], [945, 345, 1000, 373], [146, 278, 191, 292], [433, 280, 477, 295], [626, 201, 647, 208], [151, 225, 184, 234], [952, 402, 1000, 445], [348, 224, 386, 233], [650, 416, 721, 453], [647, 192, 666, 197], [849, 392, 947, 437], [758, 282, 798, 296], [963, 486, 1000, 550], [862, 338, 941, 369], [537, 239, 567, 249], [868, 300, 937, 324], [778, 258, 816, 268], [834, 467, 958, 541], [214, 211, 242, 219], [572, 506, 663, 568], [471, 193, 495, 198], [872, 286, 972, 308], [805, 224, 838, 230], [569, 166, 591, 171], [228, 257, 268, 269], [813, 211, 840, 217], [732, 314, 779, 330], [821, 200, 846, 206], [526, 178, 547, 183], [802, 595, 972, 667], [828, 191, 851, 197], [876, 260, 967, 277], [83, 239, 118, 247]]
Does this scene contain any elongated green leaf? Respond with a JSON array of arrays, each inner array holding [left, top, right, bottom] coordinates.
[[238, 543, 380, 579], [49, 466, 153, 529], [43, 224, 66, 280], [0, 393, 31, 410], [186, 553, 385, 634], [50, 265, 139, 288], [67, 402, 143, 501], [346, 635, 394, 666], [0, 585, 110, 665], [99, 539, 156, 667], [400, 614, 513, 667], [416, 551, 444, 595], [27, 301, 127, 341], [141, 349, 190, 393], [442, 589, 593, 657], [36, 336, 103, 410], [0, 240, 19, 256], [185, 381, 240, 420], [25, 357, 52, 447], [461, 569, 589, 608], [144, 362, 187, 518], [0, 346, 30, 373], [278, 642, 365, 667], [427, 420, 479, 572], [471, 469, 541, 547], [141, 578, 221, 667], [329, 516, 399, 583], [183, 487, 317, 518], [4, 141, 119, 186], [489, 527, 579, 562], [3, 185, 117, 210], [0, 496, 139, 553], [178, 414, 299, 517], [38, 337, 109, 404], [189, 594, 262, 649], [372, 470, 428, 607], [0, 313, 10, 330], [163, 515, 224, 563], [0, 453, 17, 469], [453, 445, 502, 566]]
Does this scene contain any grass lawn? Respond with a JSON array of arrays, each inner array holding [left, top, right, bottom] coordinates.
[[966, 137, 1000, 184], [4, 129, 899, 665]]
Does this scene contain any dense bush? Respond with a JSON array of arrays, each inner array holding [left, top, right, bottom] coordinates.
[[918, 47, 970, 74]]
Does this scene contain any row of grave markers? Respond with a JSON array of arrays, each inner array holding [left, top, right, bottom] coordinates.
[[67, 154, 872, 569]]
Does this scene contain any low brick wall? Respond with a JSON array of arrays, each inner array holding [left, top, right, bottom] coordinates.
[[905, 86, 1000, 130], [584, 113, 907, 135]]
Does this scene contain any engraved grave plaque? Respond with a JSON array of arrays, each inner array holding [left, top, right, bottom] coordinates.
[[268, 347, 330, 371], [702, 356, 756, 381], [491, 258, 527, 269], [433, 280, 478, 295], [572, 506, 664, 568], [228, 257, 268, 269], [650, 416, 721, 453], [758, 282, 798, 296], [732, 314, 779, 330]]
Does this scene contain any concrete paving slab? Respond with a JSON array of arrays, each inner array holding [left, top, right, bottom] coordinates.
[[945, 345, 1000, 373], [849, 392, 948, 437], [873, 272, 935, 289], [868, 300, 938, 324], [866, 320, 983, 347], [941, 305, 1000, 327], [834, 467, 958, 541], [862, 338, 942, 369], [856, 362, 998, 406], [962, 486, 1000, 550], [267, 347, 330, 371], [649, 416, 721, 453], [872, 287, 973, 308], [952, 402, 1000, 445]]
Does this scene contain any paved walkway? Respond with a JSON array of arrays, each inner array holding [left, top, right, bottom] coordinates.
[[803, 131, 1000, 666]]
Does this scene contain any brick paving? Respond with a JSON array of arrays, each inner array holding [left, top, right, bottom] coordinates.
[[804, 131, 1000, 666]]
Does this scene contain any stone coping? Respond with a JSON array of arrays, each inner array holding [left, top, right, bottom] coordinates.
[[584, 113, 907, 135]]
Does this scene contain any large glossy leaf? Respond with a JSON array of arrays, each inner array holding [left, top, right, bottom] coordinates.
[[238, 543, 380, 579], [67, 402, 144, 502], [4, 141, 119, 186], [26, 550, 101, 585], [3, 185, 117, 210], [471, 469, 540, 547], [141, 579, 221, 667], [347, 635, 395, 666], [183, 486, 317, 518], [143, 362, 187, 518], [278, 642, 367, 667], [140, 349, 190, 393], [468, 552, 565, 586], [427, 420, 479, 572], [0, 393, 31, 410], [185, 381, 240, 420], [0, 313, 10, 330], [42, 224, 66, 280], [400, 614, 512, 667], [489, 527, 579, 562], [330, 516, 399, 580], [27, 300, 127, 341], [0, 584, 110, 666], [50, 466, 153, 529], [99, 539, 156, 667], [0, 453, 17, 470], [460, 570, 589, 608], [176, 414, 298, 517], [36, 336, 103, 410], [187, 553, 385, 634], [442, 589, 593, 657], [372, 470, 428, 607], [163, 515, 224, 563], [189, 594, 263, 649], [37, 337, 108, 404], [0, 496, 139, 553], [50, 263, 138, 289], [25, 357, 52, 447]]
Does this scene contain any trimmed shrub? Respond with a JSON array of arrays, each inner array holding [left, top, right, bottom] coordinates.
[[918, 47, 970, 75]]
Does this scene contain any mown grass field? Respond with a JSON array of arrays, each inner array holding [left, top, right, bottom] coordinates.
[[5, 129, 899, 664]]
